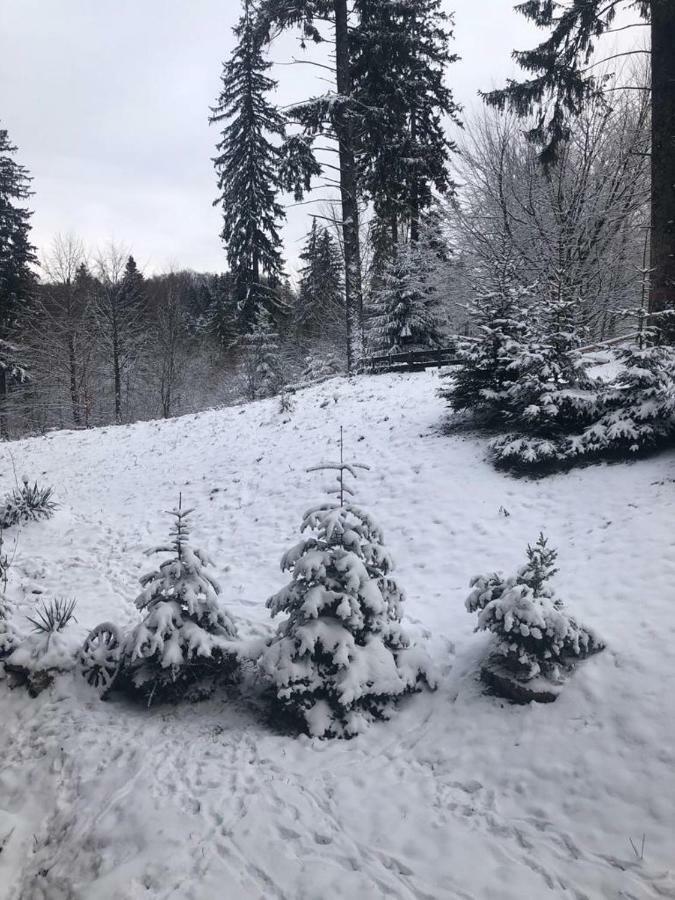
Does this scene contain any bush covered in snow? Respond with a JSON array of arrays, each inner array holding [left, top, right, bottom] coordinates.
[[467, 535, 604, 690], [5, 597, 79, 696], [124, 500, 239, 704], [259, 451, 434, 738], [567, 343, 675, 459], [493, 342, 675, 469], [0, 477, 56, 529]]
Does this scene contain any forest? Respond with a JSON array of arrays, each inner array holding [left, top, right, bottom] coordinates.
[[1, 0, 670, 452]]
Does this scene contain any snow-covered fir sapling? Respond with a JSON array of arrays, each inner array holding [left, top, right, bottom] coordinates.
[[259, 428, 435, 738], [126, 497, 238, 705], [5, 598, 78, 696], [466, 534, 603, 702], [0, 476, 56, 529]]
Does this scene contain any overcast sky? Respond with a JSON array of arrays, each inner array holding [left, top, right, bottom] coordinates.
[[0, 0, 537, 279]]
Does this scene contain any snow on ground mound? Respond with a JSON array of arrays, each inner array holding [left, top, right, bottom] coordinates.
[[1, 370, 674, 899]]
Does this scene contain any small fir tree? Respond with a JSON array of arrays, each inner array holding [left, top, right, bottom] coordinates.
[[259, 429, 433, 738], [239, 307, 284, 400], [126, 499, 238, 704], [467, 535, 604, 687]]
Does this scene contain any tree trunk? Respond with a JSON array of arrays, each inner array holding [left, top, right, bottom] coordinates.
[[68, 333, 81, 427], [0, 368, 7, 439], [334, 0, 364, 372], [113, 330, 122, 424], [650, 0, 675, 341]]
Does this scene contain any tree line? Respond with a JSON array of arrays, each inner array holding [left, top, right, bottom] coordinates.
[[0, 0, 672, 437]]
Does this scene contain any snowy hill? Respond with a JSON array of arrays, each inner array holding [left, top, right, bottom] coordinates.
[[1, 370, 674, 900]]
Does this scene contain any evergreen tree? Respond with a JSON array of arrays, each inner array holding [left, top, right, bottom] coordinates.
[[119, 255, 145, 310], [352, 0, 461, 243], [211, 0, 286, 331], [239, 306, 284, 400], [127, 500, 238, 704], [490, 282, 600, 467], [206, 274, 238, 347], [568, 343, 675, 460], [259, 434, 433, 738], [0, 125, 36, 338], [369, 241, 445, 352], [258, 0, 365, 372], [467, 535, 604, 689], [296, 218, 344, 338], [440, 266, 533, 424], [0, 125, 36, 434]]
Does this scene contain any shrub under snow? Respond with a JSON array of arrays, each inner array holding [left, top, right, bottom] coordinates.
[[467, 535, 604, 690], [5, 598, 79, 696], [0, 477, 56, 529], [260, 469, 434, 738]]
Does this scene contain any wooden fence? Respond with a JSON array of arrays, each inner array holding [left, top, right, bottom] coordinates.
[[362, 345, 461, 374]]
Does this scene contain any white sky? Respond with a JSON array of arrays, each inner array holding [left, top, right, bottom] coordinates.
[[0, 0, 538, 279]]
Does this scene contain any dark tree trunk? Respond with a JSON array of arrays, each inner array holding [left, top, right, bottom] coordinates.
[[334, 0, 363, 372], [112, 329, 122, 424], [650, 0, 675, 340], [0, 368, 7, 439], [409, 107, 420, 244], [68, 333, 81, 427]]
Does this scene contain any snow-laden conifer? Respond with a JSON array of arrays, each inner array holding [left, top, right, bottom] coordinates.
[[440, 268, 532, 423], [210, 0, 286, 329], [239, 307, 285, 400], [467, 535, 603, 695], [369, 242, 445, 353], [127, 499, 238, 704], [260, 430, 434, 738], [488, 275, 601, 467], [569, 342, 675, 459]]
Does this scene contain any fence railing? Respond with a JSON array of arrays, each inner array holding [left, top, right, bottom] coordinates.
[[362, 345, 461, 373], [363, 332, 639, 375]]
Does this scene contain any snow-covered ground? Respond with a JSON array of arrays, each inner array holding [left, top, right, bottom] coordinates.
[[1, 370, 674, 900]]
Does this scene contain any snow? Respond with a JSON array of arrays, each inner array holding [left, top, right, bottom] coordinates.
[[1, 370, 674, 899]]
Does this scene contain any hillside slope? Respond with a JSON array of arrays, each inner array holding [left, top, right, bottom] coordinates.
[[1, 370, 674, 900]]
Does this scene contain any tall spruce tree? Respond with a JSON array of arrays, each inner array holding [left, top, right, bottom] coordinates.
[[258, 0, 365, 372], [211, 0, 286, 333], [352, 0, 461, 244], [0, 125, 36, 434], [482, 0, 674, 341]]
